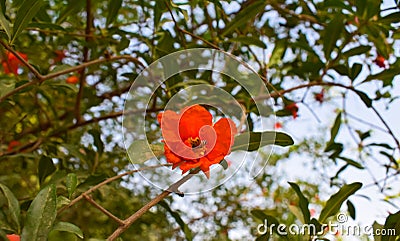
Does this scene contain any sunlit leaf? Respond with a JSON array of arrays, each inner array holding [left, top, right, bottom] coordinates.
[[231, 131, 294, 152], [51, 222, 84, 239], [288, 182, 310, 224], [11, 0, 45, 44], [21, 184, 57, 241], [319, 182, 362, 223], [0, 183, 20, 232]]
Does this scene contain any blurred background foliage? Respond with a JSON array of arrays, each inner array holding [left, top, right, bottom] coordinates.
[[0, 0, 400, 240]]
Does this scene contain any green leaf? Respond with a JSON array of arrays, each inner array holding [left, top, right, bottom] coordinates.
[[268, 39, 286, 66], [38, 156, 56, 185], [0, 183, 20, 232], [66, 173, 78, 199], [338, 156, 364, 169], [318, 182, 362, 223], [355, 90, 372, 108], [373, 221, 383, 241], [28, 22, 65, 31], [0, 3, 10, 41], [364, 68, 400, 86], [288, 182, 311, 224], [381, 211, 400, 241], [52, 222, 83, 239], [159, 201, 193, 241], [231, 131, 294, 152], [323, 15, 344, 60], [56, 0, 85, 24], [251, 210, 286, 236], [379, 12, 400, 25], [221, 0, 266, 36], [154, 0, 166, 30], [88, 129, 104, 154], [219, 159, 229, 170], [343, 45, 371, 57], [0, 75, 16, 99], [327, 112, 342, 146], [11, 0, 45, 44], [228, 36, 267, 48], [127, 140, 164, 164], [21, 184, 57, 241], [346, 200, 356, 219], [106, 0, 122, 26], [350, 63, 363, 80]]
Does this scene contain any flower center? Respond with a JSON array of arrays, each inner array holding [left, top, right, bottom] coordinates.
[[188, 137, 207, 156]]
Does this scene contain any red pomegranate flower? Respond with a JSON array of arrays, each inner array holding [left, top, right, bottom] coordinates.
[[158, 105, 237, 175], [2, 51, 28, 75], [374, 54, 386, 68], [285, 103, 299, 119], [314, 89, 324, 104]]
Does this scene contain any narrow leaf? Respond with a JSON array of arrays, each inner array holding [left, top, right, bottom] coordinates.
[[0, 3, 11, 41], [343, 45, 371, 57], [288, 182, 311, 224], [381, 211, 400, 241], [231, 131, 294, 152], [21, 184, 57, 241], [66, 173, 78, 199], [0, 183, 20, 232], [38, 156, 56, 185], [347, 200, 356, 219], [350, 63, 363, 80], [355, 90, 372, 108], [52, 222, 84, 239], [319, 182, 362, 223], [56, 0, 85, 24], [11, 0, 45, 44], [221, 1, 266, 36], [268, 40, 286, 66], [327, 112, 342, 146], [88, 129, 104, 154], [159, 201, 193, 241], [106, 0, 122, 26], [323, 15, 344, 59], [228, 36, 267, 48]]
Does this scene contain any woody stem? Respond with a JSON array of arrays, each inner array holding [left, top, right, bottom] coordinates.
[[107, 170, 198, 241]]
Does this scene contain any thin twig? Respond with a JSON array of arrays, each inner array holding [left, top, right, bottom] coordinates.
[[107, 171, 197, 241], [0, 55, 143, 103], [0, 40, 44, 79], [371, 106, 400, 151], [83, 194, 125, 225], [58, 164, 171, 214]]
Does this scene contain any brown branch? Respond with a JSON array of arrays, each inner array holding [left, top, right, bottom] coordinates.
[[371, 106, 400, 151], [0, 40, 44, 80], [83, 194, 125, 225], [58, 164, 171, 214], [0, 55, 144, 103], [74, 0, 93, 123], [107, 171, 197, 241]]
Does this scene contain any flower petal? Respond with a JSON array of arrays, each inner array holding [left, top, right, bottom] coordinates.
[[205, 118, 237, 163], [179, 105, 212, 141]]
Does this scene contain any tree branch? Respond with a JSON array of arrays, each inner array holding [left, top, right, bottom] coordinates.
[[107, 171, 197, 241]]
